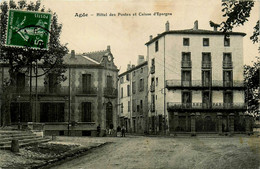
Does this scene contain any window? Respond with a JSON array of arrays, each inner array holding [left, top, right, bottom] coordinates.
[[133, 71, 135, 76], [203, 38, 209, 46], [224, 92, 233, 103], [139, 78, 144, 91], [182, 92, 192, 107], [133, 99, 136, 112], [140, 68, 143, 73], [126, 74, 129, 81], [202, 53, 211, 68], [127, 85, 130, 96], [132, 81, 136, 94], [121, 87, 123, 98], [40, 103, 64, 122], [140, 100, 143, 110], [223, 70, 233, 87], [128, 101, 130, 112], [182, 52, 191, 67], [48, 73, 58, 93], [156, 77, 158, 86], [82, 102, 92, 122], [151, 95, 155, 104], [224, 37, 230, 46], [155, 40, 159, 52], [121, 103, 123, 113], [223, 53, 232, 63], [152, 58, 155, 66], [202, 70, 211, 86], [82, 74, 91, 93], [120, 77, 124, 83], [107, 75, 112, 88], [137, 105, 140, 112], [202, 91, 211, 108], [182, 70, 191, 86], [183, 38, 190, 46], [16, 72, 25, 92]]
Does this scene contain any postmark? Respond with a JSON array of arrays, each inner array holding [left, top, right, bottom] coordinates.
[[5, 9, 52, 50]]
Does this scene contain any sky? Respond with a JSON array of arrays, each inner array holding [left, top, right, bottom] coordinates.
[[3, 0, 260, 73]]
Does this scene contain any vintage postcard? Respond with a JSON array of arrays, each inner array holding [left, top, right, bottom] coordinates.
[[0, 0, 259, 168]]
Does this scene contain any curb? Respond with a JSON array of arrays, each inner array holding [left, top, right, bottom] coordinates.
[[31, 142, 111, 169]]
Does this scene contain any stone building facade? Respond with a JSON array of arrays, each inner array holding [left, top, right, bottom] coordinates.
[[146, 21, 252, 135], [0, 46, 118, 136], [118, 56, 148, 134]]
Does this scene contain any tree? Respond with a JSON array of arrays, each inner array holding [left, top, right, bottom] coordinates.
[[244, 57, 259, 116], [0, 0, 68, 126], [219, 0, 259, 116]]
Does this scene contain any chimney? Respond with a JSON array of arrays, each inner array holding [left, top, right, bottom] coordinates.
[[193, 20, 198, 30], [137, 55, 145, 65], [149, 35, 153, 41], [165, 21, 170, 31], [127, 64, 131, 70], [107, 45, 111, 52], [213, 26, 218, 31], [71, 50, 75, 59]]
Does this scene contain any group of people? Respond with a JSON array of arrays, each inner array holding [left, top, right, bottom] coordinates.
[[96, 124, 126, 137]]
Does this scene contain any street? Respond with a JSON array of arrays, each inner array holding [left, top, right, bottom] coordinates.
[[51, 135, 260, 169]]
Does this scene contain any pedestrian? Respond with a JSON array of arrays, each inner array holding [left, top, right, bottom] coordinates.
[[117, 126, 121, 137], [109, 123, 114, 135], [97, 124, 101, 137], [121, 125, 126, 137]]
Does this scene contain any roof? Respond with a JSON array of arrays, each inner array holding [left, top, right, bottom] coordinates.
[[84, 50, 109, 63], [145, 29, 246, 45], [119, 61, 148, 77]]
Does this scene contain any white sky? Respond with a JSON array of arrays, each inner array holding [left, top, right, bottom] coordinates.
[[4, 0, 260, 73]]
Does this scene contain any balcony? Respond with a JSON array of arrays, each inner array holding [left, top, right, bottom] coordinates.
[[181, 61, 192, 68], [150, 65, 155, 74], [223, 61, 233, 69], [13, 86, 69, 96], [167, 102, 246, 111], [166, 80, 245, 90], [202, 61, 211, 69], [75, 87, 97, 96], [150, 103, 155, 112], [104, 87, 118, 98], [150, 84, 155, 92]]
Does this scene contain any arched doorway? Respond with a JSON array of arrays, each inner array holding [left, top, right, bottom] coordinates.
[[106, 102, 113, 128], [204, 116, 215, 132]]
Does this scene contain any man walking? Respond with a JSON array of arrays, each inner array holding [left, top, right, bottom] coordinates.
[[121, 126, 126, 137]]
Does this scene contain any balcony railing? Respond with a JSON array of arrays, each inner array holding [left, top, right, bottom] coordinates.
[[150, 65, 155, 74], [167, 102, 246, 110], [166, 80, 244, 88], [202, 61, 211, 69], [181, 61, 192, 68], [13, 86, 69, 95], [104, 87, 118, 98], [150, 103, 155, 112], [223, 61, 233, 68], [75, 87, 97, 95], [150, 84, 155, 92]]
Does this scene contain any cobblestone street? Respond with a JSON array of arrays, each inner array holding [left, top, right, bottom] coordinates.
[[51, 136, 260, 169]]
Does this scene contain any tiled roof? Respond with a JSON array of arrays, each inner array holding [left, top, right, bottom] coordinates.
[[84, 50, 109, 63], [145, 29, 246, 45], [63, 54, 99, 65]]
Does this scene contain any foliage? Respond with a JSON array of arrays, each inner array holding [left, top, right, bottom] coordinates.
[[244, 57, 260, 116], [0, 0, 68, 126], [220, 0, 259, 116]]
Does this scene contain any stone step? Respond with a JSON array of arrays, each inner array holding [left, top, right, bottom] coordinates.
[[0, 138, 50, 150], [0, 135, 40, 143]]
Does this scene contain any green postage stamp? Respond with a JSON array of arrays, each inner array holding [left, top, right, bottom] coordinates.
[[5, 9, 52, 50]]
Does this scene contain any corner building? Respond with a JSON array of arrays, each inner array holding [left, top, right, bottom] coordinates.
[[0, 46, 118, 136], [146, 21, 252, 135]]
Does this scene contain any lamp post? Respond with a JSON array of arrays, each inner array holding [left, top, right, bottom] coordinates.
[[17, 95, 21, 130]]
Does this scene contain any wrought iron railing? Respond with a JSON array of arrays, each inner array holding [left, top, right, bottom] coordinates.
[[202, 61, 211, 69], [150, 65, 155, 74], [181, 61, 192, 68], [223, 61, 233, 68], [167, 102, 246, 110]]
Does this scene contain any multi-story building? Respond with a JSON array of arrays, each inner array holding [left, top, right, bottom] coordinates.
[[118, 56, 148, 133], [146, 21, 252, 135], [0, 46, 118, 136]]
